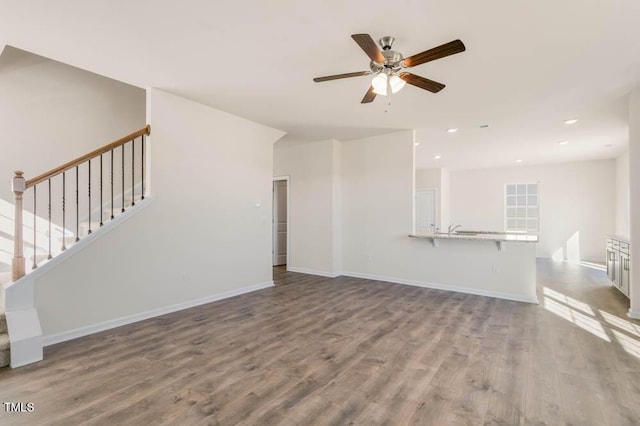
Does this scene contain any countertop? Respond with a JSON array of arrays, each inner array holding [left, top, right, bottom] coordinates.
[[409, 231, 539, 243], [607, 235, 631, 244]]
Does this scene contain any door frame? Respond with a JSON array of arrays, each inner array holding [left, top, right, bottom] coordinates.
[[273, 176, 291, 268]]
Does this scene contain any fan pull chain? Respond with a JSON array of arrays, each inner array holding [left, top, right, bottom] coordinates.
[[385, 75, 393, 113]]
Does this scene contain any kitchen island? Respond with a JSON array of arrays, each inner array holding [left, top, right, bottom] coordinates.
[[403, 231, 539, 303]]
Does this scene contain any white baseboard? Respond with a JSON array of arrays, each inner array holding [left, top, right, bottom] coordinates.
[[340, 271, 539, 304], [628, 309, 640, 320], [42, 280, 274, 347], [286, 267, 340, 278]]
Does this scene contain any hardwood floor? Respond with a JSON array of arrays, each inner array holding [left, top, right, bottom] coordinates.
[[1, 259, 639, 425]]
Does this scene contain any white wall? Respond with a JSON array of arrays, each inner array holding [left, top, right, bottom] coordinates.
[[273, 138, 341, 276], [341, 131, 536, 302], [31, 89, 284, 336], [415, 168, 441, 190], [615, 150, 630, 239], [441, 168, 451, 227], [0, 46, 145, 201], [0, 47, 146, 273], [628, 89, 640, 319], [331, 140, 342, 273], [449, 160, 615, 262], [342, 131, 415, 275]]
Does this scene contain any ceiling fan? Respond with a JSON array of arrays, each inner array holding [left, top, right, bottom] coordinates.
[[313, 34, 466, 104]]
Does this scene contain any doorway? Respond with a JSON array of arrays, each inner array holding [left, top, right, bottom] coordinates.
[[273, 177, 289, 267], [415, 189, 436, 234]]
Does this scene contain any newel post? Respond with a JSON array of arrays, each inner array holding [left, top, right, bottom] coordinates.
[[12, 170, 26, 281]]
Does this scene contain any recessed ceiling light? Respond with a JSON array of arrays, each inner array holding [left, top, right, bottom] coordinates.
[[558, 140, 569, 145], [414, 142, 420, 146], [564, 119, 578, 125], [447, 128, 458, 133], [516, 159, 523, 163], [434, 155, 442, 159]]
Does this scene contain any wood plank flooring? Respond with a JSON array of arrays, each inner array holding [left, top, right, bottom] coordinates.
[[1, 259, 639, 425]]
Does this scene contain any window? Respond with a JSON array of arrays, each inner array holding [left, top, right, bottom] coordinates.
[[505, 183, 538, 233]]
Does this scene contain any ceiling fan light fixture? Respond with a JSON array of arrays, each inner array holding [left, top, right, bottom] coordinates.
[[313, 34, 466, 104], [389, 75, 406, 94], [372, 73, 388, 95], [372, 73, 406, 96]]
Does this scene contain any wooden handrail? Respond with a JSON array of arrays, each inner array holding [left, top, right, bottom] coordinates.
[[26, 125, 151, 188]]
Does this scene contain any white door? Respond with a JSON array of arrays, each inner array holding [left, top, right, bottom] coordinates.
[[415, 189, 436, 234], [273, 180, 288, 266]]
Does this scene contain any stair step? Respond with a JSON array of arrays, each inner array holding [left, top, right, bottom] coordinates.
[[59, 235, 77, 245], [0, 313, 6, 334], [0, 334, 9, 368], [83, 197, 144, 228], [30, 253, 50, 263], [82, 220, 105, 227]]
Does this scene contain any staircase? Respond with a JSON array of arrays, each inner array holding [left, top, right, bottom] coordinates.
[[0, 312, 8, 368], [1, 125, 150, 368]]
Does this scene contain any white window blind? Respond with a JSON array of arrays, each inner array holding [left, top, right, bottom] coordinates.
[[505, 183, 538, 233]]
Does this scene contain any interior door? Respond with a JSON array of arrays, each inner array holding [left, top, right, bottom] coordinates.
[[272, 180, 288, 266], [415, 189, 436, 234]]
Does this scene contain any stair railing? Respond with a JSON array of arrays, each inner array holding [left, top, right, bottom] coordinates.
[[11, 125, 151, 281]]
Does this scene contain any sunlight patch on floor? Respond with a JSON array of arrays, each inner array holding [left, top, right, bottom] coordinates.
[[600, 310, 640, 338], [612, 329, 640, 359], [544, 287, 594, 315], [543, 296, 610, 342], [543, 286, 640, 358], [576, 261, 606, 272], [550, 255, 606, 272]]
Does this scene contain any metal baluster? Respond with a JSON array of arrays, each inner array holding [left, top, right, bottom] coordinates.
[[75, 166, 80, 242], [62, 172, 66, 251], [110, 149, 114, 220], [32, 186, 37, 269], [121, 144, 125, 213], [141, 134, 145, 200], [131, 138, 135, 206], [47, 179, 52, 260], [88, 160, 92, 235], [100, 154, 103, 227]]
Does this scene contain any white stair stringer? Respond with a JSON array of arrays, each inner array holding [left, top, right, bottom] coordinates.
[[3, 196, 153, 368]]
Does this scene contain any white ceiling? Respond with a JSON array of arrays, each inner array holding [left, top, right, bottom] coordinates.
[[1, 0, 639, 170]]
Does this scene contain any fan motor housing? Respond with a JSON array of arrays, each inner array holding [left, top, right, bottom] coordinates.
[[370, 49, 404, 73]]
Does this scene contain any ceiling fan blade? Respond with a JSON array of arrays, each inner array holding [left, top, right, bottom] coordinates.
[[402, 39, 466, 68], [313, 71, 370, 82], [399, 72, 446, 93], [361, 86, 376, 103], [351, 34, 385, 63]]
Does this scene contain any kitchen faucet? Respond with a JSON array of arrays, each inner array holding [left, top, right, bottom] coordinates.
[[448, 224, 462, 234]]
